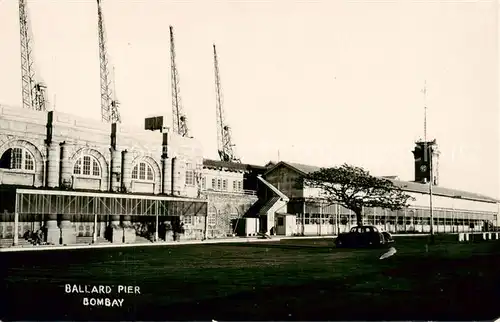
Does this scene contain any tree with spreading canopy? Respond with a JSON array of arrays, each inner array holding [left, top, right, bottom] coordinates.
[[297, 164, 414, 227]]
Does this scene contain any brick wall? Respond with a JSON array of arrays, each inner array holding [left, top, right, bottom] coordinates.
[[202, 190, 258, 238]]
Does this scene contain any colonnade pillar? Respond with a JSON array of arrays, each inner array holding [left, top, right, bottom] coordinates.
[[171, 157, 179, 196], [110, 149, 121, 192], [109, 215, 123, 243], [155, 213, 159, 242], [60, 214, 76, 245], [45, 214, 60, 245], [164, 220, 174, 242], [59, 143, 71, 188], [47, 143, 60, 188], [121, 151, 131, 192], [122, 215, 136, 244], [13, 212, 19, 246], [93, 214, 98, 243]]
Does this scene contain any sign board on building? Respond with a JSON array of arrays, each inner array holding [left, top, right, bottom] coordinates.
[[144, 116, 164, 131]]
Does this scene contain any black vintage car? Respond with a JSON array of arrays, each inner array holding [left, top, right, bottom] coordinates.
[[335, 225, 394, 248]]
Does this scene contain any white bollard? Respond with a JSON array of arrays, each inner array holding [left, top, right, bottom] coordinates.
[[458, 233, 465, 242], [482, 233, 487, 241], [465, 233, 470, 241]]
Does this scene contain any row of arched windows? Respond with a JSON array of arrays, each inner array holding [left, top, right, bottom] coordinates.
[[72, 158, 155, 181], [1, 147, 157, 182]]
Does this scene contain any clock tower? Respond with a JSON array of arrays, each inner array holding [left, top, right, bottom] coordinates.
[[412, 140, 439, 185]]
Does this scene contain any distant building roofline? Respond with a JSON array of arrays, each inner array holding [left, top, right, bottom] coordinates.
[[265, 160, 499, 204], [381, 175, 400, 180], [202, 158, 266, 172]]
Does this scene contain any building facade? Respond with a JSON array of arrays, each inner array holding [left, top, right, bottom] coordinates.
[[200, 159, 265, 238], [0, 106, 272, 247], [0, 106, 209, 246]]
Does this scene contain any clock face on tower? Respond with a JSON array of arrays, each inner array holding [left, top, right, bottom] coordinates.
[[420, 164, 427, 173]]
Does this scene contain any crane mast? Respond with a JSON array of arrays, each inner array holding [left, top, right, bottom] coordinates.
[[97, 0, 120, 123], [19, 0, 47, 111], [170, 26, 189, 137], [213, 44, 240, 163]]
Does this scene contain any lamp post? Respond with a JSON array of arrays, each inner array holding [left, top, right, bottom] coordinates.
[[453, 195, 462, 233], [336, 204, 340, 235], [428, 143, 434, 243], [422, 80, 435, 244]]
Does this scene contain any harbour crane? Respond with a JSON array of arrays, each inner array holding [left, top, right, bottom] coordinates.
[[19, 0, 47, 111], [170, 26, 189, 137], [213, 44, 240, 163], [97, 0, 120, 123]]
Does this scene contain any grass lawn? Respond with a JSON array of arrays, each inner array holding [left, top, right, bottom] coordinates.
[[2, 235, 500, 321]]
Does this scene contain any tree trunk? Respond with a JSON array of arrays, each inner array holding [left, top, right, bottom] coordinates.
[[355, 209, 363, 226]]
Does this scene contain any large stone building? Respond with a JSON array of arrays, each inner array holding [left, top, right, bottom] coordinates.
[[0, 106, 209, 246], [0, 105, 274, 248]]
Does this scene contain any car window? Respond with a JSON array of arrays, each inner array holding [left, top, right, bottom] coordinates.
[[367, 227, 373, 233], [360, 228, 366, 233]]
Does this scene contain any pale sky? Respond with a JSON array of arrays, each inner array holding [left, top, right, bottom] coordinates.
[[0, 0, 498, 199]]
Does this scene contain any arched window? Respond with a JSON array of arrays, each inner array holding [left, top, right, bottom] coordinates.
[[0, 147, 35, 172], [73, 155, 101, 177], [131, 161, 154, 181]]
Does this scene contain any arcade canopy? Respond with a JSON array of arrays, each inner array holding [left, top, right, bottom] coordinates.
[[2, 187, 207, 217]]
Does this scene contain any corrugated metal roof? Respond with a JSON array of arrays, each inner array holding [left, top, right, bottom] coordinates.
[[285, 162, 321, 175], [269, 161, 499, 203], [390, 179, 499, 203], [381, 175, 400, 180], [202, 159, 267, 172]]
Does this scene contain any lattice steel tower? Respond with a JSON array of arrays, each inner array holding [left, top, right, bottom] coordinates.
[[19, 0, 47, 111], [170, 26, 189, 137], [213, 44, 240, 163], [97, 0, 120, 123]]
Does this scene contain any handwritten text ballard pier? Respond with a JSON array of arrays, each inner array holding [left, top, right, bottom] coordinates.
[[65, 284, 141, 307]]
